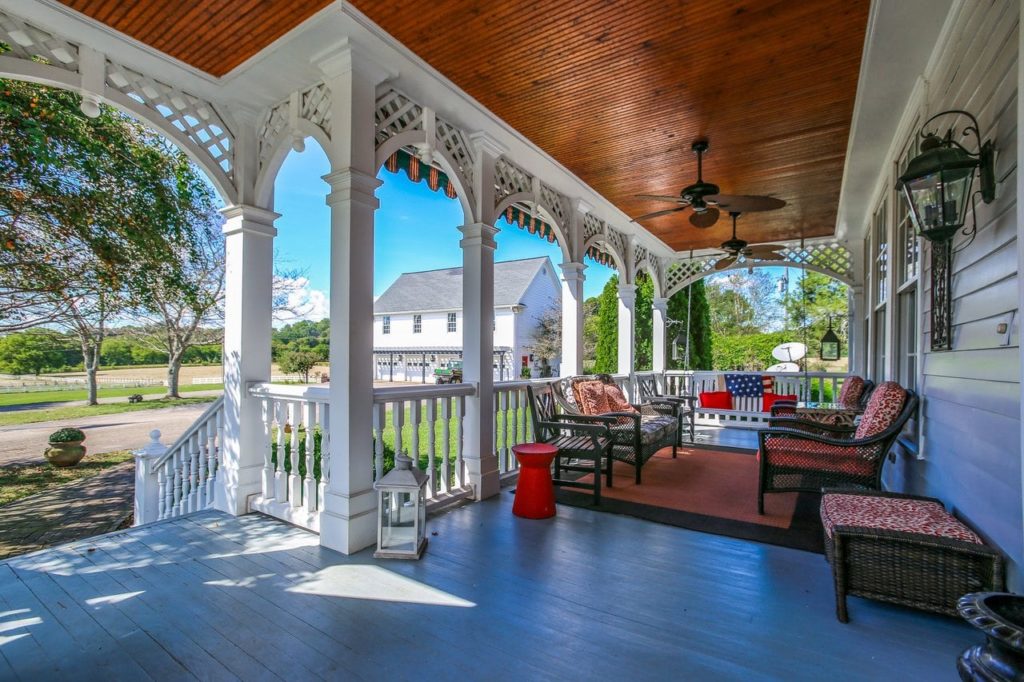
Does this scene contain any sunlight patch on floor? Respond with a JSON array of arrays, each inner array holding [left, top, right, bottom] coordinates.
[[287, 565, 476, 607], [85, 591, 145, 606]]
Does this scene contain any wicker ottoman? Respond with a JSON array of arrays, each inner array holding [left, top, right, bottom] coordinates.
[[820, 489, 1005, 623]]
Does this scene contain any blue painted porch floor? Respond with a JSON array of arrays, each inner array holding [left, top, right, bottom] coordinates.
[[0, 494, 974, 681]]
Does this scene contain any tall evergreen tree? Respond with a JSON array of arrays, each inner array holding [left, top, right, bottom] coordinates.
[[592, 275, 619, 373], [634, 273, 654, 371], [666, 279, 713, 370]]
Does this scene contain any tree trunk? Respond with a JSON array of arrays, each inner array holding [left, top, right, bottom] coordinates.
[[166, 354, 182, 398], [82, 342, 99, 406]]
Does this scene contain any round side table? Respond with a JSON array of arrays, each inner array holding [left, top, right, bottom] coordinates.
[[512, 443, 558, 519]]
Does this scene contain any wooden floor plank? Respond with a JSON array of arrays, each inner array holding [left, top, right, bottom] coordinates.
[[0, 500, 976, 681]]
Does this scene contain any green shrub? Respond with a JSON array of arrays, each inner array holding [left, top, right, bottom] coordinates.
[[48, 427, 85, 443]]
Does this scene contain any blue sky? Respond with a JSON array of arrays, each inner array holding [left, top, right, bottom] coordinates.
[[271, 139, 617, 319]]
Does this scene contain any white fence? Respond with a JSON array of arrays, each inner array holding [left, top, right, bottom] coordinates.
[[134, 396, 224, 525]]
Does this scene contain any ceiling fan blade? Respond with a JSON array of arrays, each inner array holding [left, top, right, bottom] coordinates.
[[752, 251, 787, 261], [636, 194, 687, 203], [714, 255, 737, 270], [632, 206, 688, 222], [746, 243, 788, 253], [708, 194, 787, 212], [690, 206, 719, 228]]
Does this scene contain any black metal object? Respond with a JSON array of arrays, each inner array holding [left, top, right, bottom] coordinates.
[[958, 592, 1024, 681], [820, 315, 841, 360], [931, 239, 953, 351]]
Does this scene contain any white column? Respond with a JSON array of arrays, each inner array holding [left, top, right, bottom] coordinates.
[[617, 283, 637, 378], [217, 205, 277, 515], [559, 262, 586, 376], [461, 222, 501, 499], [652, 296, 668, 374], [317, 43, 388, 555]]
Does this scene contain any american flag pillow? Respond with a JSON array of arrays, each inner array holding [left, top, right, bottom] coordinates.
[[724, 373, 765, 397], [762, 375, 775, 393]]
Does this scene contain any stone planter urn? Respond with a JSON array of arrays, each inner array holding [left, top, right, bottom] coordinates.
[[958, 592, 1024, 681], [44, 428, 87, 467]]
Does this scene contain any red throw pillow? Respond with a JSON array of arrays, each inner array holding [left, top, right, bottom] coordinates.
[[575, 380, 611, 415], [699, 391, 733, 409], [762, 393, 798, 412], [604, 384, 638, 413]]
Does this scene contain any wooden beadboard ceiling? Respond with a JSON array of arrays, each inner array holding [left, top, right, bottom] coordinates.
[[60, 0, 870, 251]]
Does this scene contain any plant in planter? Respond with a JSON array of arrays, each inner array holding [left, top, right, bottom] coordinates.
[[45, 427, 87, 467]]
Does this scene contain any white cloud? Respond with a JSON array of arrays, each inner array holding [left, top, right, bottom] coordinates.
[[273, 276, 330, 326]]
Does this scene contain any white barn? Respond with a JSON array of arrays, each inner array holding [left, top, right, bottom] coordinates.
[[373, 256, 561, 382]]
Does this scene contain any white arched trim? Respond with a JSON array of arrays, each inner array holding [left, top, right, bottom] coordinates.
[[583, 235, 627, 274], [0, 56, 238, 205], [254, 118, 335, 208], [635, 261, 663, 298], [375, 130, 474, 221], [664, 261, 855, 299], [493, 193, 572, 264]]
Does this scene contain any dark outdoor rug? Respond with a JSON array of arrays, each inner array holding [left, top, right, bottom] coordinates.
[[552, 447, 825, 554]]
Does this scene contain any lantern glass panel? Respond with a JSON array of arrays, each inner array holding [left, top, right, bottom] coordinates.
[[820, 341, 840, 361], [379, 490, 418, 553], [904, 167, 973, 238]]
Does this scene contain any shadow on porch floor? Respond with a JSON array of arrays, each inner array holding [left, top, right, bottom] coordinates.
[[0, 493, 973, 681]]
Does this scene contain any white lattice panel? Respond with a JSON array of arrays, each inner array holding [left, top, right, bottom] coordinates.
[[0, 12, 78, 67], [257, 101, 288, 169], [583, 213, 605, 242], [539, 183, 568, 226], [494, 157, 532, 207], [780, 242, 852, 278], [436, 119, 474, 179], [106, 60, 234, 176], [301, 82, 332, 137], [665, 258, 716, 294], [375, 89, 423, 146]]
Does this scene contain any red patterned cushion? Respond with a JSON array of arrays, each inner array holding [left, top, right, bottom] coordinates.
[[699, 391, 733, 409], [838, 376, 865, 409], [855, 381, 906, 439], [603, 384, 638, 413], [820, 493, 983, 544], [574, 380, 611, 415], [762, 393, 799, 412], [760, 436, 877, 477]]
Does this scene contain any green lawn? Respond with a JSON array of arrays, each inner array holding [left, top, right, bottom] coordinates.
[[0, 396, 218, 427], [0, 383, 223, 408], [0, 450, 134, 507]]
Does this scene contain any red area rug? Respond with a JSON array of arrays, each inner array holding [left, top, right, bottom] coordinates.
[[555, 446, 824, 553]]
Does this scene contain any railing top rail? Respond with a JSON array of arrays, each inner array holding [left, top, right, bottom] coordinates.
[[494, 378, 553, 390], [373, 382, 477, 402], [248, 382, 330, 400], [153, 395, 224, 468], [668, 370, 849, 378]]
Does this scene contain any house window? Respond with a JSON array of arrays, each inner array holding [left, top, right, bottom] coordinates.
[[896, 134, 920, 285], [448, 312, 457, 333], [873, 308, 887, 382], [382, 316, 390, 335], [413, 314, 422, 334], [872, 199, 888, 305], [897, 288, 917, 389]]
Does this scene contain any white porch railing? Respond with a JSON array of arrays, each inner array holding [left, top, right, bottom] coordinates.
[[247, 383, 331, 531], [493, 380, 537, 477], [372, 383, 476, 504], [134, 396, 224, 525]]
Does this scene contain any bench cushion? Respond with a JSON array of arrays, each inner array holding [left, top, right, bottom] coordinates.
[[820, 493, 983, 544], [611, 414, 676, 445]]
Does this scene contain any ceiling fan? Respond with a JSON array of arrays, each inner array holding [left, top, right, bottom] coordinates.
[[632, 139, 786, 228], [712, 212, 788, 270]]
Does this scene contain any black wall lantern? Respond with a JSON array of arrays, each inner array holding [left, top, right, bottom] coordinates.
[[819, 316, 841, 361], [898, 109, 995, 243]]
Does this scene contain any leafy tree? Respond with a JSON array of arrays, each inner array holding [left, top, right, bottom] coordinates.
[[581, 296, 600, 372], [712, 331, 791, 370], [278, 349, 321, 383], [529, 299, 562, 370], [0, 331, 65, 375], [666, 280, 713, 370], [781, 271, 849, 364], [592, 275, 619, 373], [633, 273, 654, 371]]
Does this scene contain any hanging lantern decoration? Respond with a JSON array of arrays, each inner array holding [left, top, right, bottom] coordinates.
[[819, 316, 841, 361], [898, 110, 995, 243], [374, 452, 428, 560]]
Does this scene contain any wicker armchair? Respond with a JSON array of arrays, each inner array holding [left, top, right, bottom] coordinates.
[[757, 382, 918, 514], [636, 373, 696, 445], [527, 382, 613, 504], [551, 374, 678, 484]]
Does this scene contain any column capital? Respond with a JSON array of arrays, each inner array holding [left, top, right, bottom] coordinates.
[[324, 168, 382, 209], [459, 223, 499, 251], [313, 38, 395, 85], [559, 261, 587, 282], [617, 283, 637, 307], [652, 296, 669, 313], [469, 131, 508, 158], [571, 198, 594, 215], [220, 205, 279, 238]]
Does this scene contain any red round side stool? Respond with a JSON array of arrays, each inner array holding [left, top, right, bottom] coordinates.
[[512, 443, 558, 519]]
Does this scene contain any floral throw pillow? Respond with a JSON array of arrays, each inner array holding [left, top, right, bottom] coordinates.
[[603, 384, 638, 413], [574, 380, 611, 415]]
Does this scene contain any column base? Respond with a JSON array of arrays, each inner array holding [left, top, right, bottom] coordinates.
[[214, 462, 262, 516], [319, 488, 377, 554], [465, 453, 501, 500]]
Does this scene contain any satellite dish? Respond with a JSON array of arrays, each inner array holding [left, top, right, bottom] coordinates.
[[766, 362, 801, 373], [772, 342, 807, 362]]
